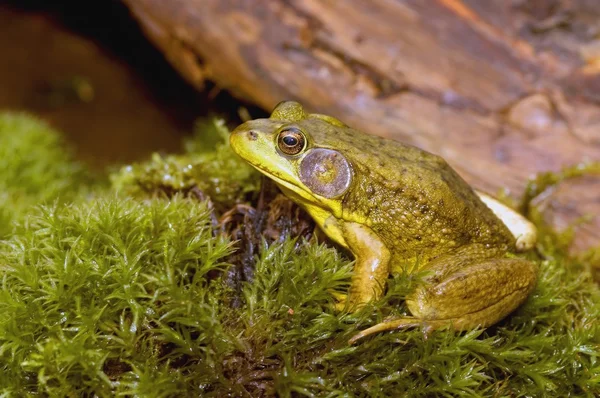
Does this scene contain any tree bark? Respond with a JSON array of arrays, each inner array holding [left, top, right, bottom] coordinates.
[[123, 0, 600, 252]]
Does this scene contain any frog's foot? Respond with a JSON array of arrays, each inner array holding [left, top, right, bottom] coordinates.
[[515, 232, 537, 252], [476, 191, 537, 252], [348, 316, 482, 344]]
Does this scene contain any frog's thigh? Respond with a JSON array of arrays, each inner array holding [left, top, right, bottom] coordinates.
[[407, 257, 538, 328], [476, 191, 537, 252], [341, 221, 391, 310]]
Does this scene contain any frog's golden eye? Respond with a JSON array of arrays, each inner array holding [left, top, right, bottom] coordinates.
[[277, 128, 306, 156]]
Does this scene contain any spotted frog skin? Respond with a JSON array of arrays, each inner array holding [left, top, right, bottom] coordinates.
[[230, 101, 538, 343]]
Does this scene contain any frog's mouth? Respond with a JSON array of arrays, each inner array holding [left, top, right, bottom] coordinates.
[[248, 162, 345, 222], [249, 162, 319, 204]]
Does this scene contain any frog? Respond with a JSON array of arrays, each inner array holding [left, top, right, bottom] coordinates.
[[229, 101, 538, 344]]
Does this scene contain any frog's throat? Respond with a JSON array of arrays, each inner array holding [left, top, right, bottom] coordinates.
[[249, 163, 344, 219]]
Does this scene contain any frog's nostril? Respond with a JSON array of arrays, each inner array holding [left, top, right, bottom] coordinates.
[[248, 131, 258, 141]]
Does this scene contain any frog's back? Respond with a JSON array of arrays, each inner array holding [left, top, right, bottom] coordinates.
[[305, 122, 515, 262]]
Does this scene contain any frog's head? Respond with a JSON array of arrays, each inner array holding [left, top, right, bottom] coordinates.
[[230, 101, 353, 212]]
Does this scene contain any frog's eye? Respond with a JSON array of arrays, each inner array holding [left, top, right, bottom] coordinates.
[[277, 128, 306, 156]]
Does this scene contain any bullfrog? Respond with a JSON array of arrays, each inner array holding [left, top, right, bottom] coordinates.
[[230, 101, 538, 344]]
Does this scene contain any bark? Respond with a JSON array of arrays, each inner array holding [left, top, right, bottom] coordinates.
[[123, 0, 600, 252]]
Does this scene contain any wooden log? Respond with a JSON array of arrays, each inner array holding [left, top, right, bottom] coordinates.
[[123, 0, 600, 252]]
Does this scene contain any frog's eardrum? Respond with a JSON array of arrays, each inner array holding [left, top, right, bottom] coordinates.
[[299, 148, 352, 198]]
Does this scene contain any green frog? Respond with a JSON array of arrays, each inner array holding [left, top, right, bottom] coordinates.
[[230, 101, 538, 344]]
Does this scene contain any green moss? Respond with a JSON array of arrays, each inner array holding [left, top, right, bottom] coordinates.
[[0, 113, 598, 396], [0, 195, 234, 395], [521, 162, 600, 216], [521, 162, 600, 261], [111, 118, 259, 209], [0, 113, 90, 238]]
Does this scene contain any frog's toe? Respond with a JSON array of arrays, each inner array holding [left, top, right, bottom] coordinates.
[[330, 291, 371, 312], [348, 317, 422, 345], [334, 297, 365, 313], [334, 301, 347, 312], [329, 291, 348, 312]]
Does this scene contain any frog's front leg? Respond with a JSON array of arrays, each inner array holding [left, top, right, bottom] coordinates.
[[337, 221, 391, 311], [349, 250, 538, 344]]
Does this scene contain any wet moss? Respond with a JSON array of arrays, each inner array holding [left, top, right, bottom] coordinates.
[[111, 118, 259, 211]]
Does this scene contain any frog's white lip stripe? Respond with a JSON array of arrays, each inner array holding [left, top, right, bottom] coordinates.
[[250, 163, 302, 193], [249, 163, 328, 203]]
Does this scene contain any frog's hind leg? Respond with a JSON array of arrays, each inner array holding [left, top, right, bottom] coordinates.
[[349, 257, 538, 344]]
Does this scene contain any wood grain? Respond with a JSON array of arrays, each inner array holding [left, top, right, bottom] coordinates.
[[123, 0, 600, 252]]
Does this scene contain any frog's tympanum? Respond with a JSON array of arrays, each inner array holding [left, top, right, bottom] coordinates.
[[230, 101, 538, 344]]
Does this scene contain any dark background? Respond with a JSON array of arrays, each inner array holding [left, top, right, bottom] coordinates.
[[0, 0, 255, 168]]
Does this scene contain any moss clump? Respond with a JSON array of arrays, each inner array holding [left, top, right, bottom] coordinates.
[[1, 195, 598, 396], [0, 196, 238, 396], [0, 113, 88, 237], [111, 118, 259, 209], [0, 112, 598, 396]]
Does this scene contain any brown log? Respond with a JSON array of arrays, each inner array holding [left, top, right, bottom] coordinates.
[[123, 0, 600, 253]]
